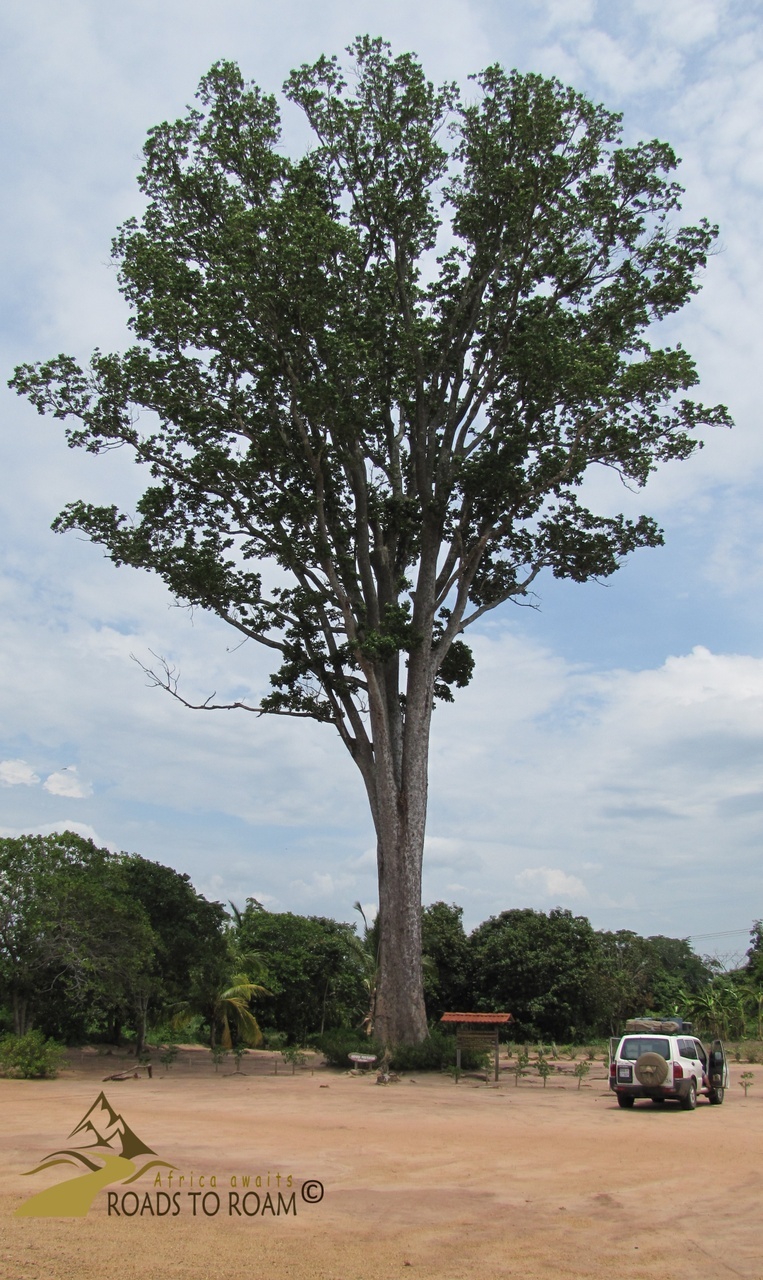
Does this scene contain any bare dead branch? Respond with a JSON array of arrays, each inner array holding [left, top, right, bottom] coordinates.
[[131, 652, 319, 719]]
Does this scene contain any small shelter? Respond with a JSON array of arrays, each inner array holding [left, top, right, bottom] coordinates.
[[440, 1012, 513, 1081]]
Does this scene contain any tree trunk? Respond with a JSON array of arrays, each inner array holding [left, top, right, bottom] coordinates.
[[373, 817, 428, 1046], [364, 648, 433, 1047], [320, 976, 330, 1035], [134, 994, 148, 1056], [12, 992, 31, 1036]]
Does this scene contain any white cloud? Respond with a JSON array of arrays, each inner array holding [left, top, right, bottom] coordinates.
[[43, 767, 92, 799], [2, 0, 763, 944], [289, 870, 358, 902], [350, 847, 378, 870], [426, 631, 763, 931], [194, 872, 278, 909], [516, 866, 588, 900], [576, 28, 682, 94], [423, 835, 484, 872], [632, 0, 725, 47], [539, 0, 596, 28], [0, 820, 112, 846], [0, 759, 40, 787]]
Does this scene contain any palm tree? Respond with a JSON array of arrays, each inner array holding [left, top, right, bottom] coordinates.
[[213, 973, 269, 1048], [173, 914, 271, 1048], [173, 969, 270, 1048]]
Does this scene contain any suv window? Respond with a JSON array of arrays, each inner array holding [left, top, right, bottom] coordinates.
[[677, 1038, 697, 1058], [620, 1037, 670, 1060]]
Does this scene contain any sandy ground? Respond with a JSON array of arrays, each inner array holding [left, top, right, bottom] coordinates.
[[1, 1051, 762, 1280]]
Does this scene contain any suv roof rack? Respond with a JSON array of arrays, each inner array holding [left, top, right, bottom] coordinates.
[[624, 1017, 694, 1034]]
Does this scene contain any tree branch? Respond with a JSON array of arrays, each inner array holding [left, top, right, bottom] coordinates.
[[131, 652, 320, 719]]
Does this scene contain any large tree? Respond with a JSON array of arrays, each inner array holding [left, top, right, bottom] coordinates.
[[468, 907, 601, 1041], [0, 833, 154, 1038], [119, 855, 228, 1051], [11, 39, 730, 1044], [233, 899, 366, 1041]]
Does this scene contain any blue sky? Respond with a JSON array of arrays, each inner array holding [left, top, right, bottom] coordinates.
[[1, 0, 762, 960]]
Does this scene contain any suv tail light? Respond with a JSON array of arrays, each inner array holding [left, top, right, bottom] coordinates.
[[609, 1062, 616, 1077], [672, 1061, 683, 1079]]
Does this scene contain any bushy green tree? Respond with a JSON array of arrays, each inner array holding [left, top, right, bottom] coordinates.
[[468, 907, 600, 1041], [11, 39, 729, 1043], [0, 832, 154, 1040], [745, 921, 763, 984], [421, 902, 471, 1020], [645, 934, 715, 1009], [590, 930, 714, 1033], [120, 856, 228, 1051], [233, 899, 366, 1041]]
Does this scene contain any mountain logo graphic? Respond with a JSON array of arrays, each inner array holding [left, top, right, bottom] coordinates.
[[15, 1092, 175, 1217]]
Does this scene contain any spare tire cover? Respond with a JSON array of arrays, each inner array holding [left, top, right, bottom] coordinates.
[[635, 1052, 669, 1086]]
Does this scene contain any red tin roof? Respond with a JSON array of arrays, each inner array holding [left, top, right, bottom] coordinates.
[[439, 1012, 513, 1024]]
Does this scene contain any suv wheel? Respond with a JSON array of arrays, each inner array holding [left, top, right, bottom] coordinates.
[[680, 1080, 697, 1111], [709, 1086, 724, 1105], [617, 1094, 635, 1108]]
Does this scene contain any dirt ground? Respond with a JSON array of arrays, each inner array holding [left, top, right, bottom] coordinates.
[[1, 1050, 762, 1280]]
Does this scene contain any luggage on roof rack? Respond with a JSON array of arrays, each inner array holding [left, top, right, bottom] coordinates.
[[624, 1017, 693, 1034]]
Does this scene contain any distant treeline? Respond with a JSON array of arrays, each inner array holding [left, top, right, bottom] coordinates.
[[0, 832, 757, 1047]]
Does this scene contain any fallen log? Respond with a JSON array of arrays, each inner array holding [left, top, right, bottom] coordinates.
[[101, 1065, 153, 1081]]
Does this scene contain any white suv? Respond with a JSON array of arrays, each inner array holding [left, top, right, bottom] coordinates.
[[609, 1026, 728, 1110]]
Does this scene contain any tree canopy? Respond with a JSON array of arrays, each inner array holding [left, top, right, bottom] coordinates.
[[0, 839, 750, 1049], [0, 833, 229, 1047], [232, 898, 366, 1041], [0, 832, 154, 1039], [10, 38, 730, 1043]]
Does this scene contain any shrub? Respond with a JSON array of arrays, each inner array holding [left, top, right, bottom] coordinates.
[[0, 1030, 67, 1079], [210, 1046, 228, 1072], [511, 1047, 530, 1087], [281, 1045, 309, 1073], [159, 1044, 179, 1071], [536, 1056, 553, 1088], [261, 1028, 288, 1051], [388, 1032, 451, 1072], [315, 1027, 487, 1072], [390, 1029, 491, 1073], [231, 1045, 248, 1073], [315, 1029, 383, 1068]]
